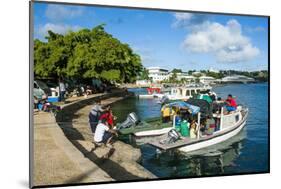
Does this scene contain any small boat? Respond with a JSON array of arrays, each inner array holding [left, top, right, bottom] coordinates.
[[138, 83, 212, 101], [148, 102, 248, 153], [147, 87, 161, 94], [117, 115, 173, 137], [116, 101, 201, 137], [138, 86, 162, 99], [162, 83, 212, 101]]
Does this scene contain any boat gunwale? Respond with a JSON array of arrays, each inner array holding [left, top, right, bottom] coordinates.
[[118, 118, 172, 135], [149, 109, 249, 150]]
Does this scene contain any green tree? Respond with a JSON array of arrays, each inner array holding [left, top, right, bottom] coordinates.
[[171, 68, 182, 73], [34, 25, 142, 83], [139, 68, 149, 80], [169, 72, 178, 83]]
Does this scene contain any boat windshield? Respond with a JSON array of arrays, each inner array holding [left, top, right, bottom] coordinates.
[[191, 90, 196, 96]]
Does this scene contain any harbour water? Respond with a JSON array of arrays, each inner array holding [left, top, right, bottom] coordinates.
[[111, 83, 269, 178]]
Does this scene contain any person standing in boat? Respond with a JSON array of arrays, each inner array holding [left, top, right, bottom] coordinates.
[[205, 116, 216, 135], [89, 100, 106, 135], [161, 106, 171, 123], [225, 94, 237, 112], [213, 97, 227, 113], [190, 119, 198, 139]]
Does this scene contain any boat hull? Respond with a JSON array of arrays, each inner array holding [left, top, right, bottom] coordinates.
[[178, 116, 247, 153], [118, 117, 173, 136], [134, 127, 173, 137]]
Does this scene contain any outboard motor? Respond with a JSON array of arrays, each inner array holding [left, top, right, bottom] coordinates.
[[159, 129, 180, 145], [160, 95, 169, 105], [117, 112, 140, 129], [167, 129, 180, 143]]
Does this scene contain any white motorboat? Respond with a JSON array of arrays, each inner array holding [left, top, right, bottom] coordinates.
[[149, 105, 248, 153], [138, 83, 212, 100]]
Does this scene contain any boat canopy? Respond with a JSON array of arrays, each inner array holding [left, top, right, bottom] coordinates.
[[163, 101, 200, 115], [196, 94, 213, 104], [185, 99, 213, 117]]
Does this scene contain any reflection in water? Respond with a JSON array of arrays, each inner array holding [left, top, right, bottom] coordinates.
[[112, 84, 268, 177], [141, 128, 246, 178]]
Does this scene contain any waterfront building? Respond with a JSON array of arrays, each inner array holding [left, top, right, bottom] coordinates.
[[191, 71, 202, 76], [209, 67, 219, 73], [147, 67, 169, 83], [136, 80, 151, 86], [221, 75, 255, 83], [176, 72, 196, 82], [199, 76, 216, 85]]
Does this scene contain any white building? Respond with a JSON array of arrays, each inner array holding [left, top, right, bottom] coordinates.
[[136, 80, 151, 86], [199, 76, 216, 84], [147, 67, 169, 83], [221, 75, 255, 83], [176, 72, 196, 82], [209, 67, 219, 73]]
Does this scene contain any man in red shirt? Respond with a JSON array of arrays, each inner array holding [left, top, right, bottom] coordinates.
[[99, 107, 116, 129], [225, 94, 237, 112]]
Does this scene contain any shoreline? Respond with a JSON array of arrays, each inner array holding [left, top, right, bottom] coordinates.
[[121, 81, 268, 89], [33, 89, 155, 187]]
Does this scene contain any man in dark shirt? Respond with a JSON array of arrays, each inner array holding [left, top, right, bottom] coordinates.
[[89, 100, 106, 135]]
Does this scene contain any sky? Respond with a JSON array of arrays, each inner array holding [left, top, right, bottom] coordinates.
[[33, 2, 269, 71]]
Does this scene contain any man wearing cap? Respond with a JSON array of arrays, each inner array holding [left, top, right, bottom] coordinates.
[[89, 100, 106, 135]]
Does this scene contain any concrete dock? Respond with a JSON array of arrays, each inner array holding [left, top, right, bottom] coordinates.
[[32, 89, 155, 187]]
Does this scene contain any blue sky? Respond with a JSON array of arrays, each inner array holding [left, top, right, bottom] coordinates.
[[33, 2, 269, 71]]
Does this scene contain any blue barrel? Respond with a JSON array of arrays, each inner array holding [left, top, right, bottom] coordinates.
[[175, 116, 181, 132]]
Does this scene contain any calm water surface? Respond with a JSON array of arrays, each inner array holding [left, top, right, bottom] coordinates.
[[111, 83, 269, 178]]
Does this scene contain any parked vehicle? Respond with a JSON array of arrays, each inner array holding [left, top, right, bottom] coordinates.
[[33, 80, 51, 100]]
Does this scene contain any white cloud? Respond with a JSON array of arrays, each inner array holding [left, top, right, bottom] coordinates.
[[174, 13, 193, 21], [45, 4, 83, 21], [182, 19, 260, 63], [37, 23, 82, 39], [245, 26, 266, 33], [132, 46, 161, 66], [172, 13, 208, 29]]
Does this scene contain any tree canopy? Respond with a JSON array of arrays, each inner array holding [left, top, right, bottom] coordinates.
[[171, 68, 182, 73], [34, 25, 143, 83]]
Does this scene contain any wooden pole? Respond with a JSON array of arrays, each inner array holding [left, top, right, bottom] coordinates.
[[173, 115, 176, 129], [220, 107, 223, 130], [197, 112, 201, 139]]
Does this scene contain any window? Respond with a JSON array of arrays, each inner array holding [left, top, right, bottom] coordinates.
[[186, 90, 190, 96], [235, 115, 239, 122], [191, 90, 196, 96]]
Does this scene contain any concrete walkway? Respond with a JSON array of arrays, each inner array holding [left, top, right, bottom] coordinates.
[[32, 90, 155, 187], [33, 112, 113, 186]]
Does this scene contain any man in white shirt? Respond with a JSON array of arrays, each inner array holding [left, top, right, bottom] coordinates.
[[94, 118, 118, 147], [59, 79, 66, 102]]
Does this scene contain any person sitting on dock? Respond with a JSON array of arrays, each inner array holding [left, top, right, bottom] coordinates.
[[94, 118, 118, 148], [89, 100, 106, 135], [225, 94, 237, 112]]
